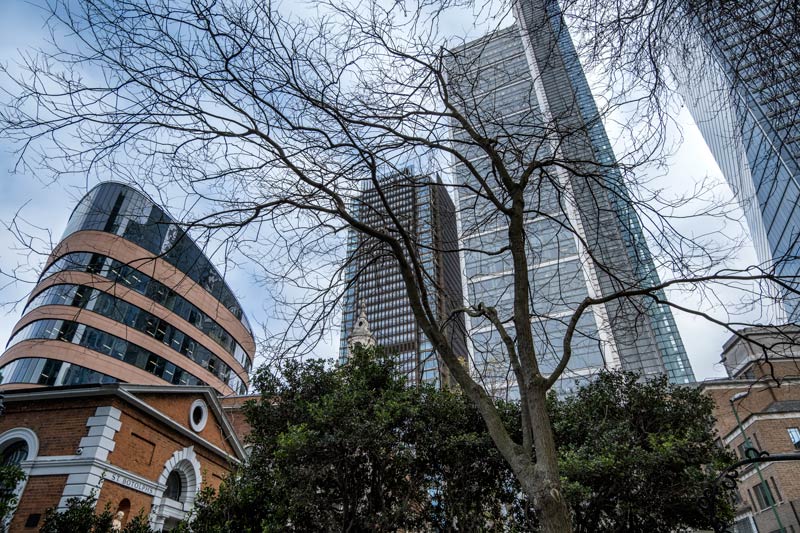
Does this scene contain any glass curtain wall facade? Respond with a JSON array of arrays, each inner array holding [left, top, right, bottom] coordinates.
[[0, 182, 255, 394], [339, 172, 468, 387], [448, 0, 694, 397], [675, 2, 800, 320]]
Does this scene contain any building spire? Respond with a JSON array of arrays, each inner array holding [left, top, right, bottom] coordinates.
[[348, 301, 376, 355]]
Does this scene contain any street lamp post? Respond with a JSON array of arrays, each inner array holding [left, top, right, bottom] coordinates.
[[730, 391, 786, 532]]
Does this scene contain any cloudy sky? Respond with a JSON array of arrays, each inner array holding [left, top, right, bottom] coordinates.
[[0, 0, 763, 381]]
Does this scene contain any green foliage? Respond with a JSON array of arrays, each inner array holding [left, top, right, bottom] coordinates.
[[550, 371, 735, 533], [0, 463, 25, 523], [121, 511, 157, 533], [411, 388, 524, 529], [184, 346, 523, 531], [40, 495, 113, 533], [181, 351, 733, 532], [39, 494, 155, 533]]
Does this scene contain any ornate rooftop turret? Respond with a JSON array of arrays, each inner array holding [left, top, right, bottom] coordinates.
[[347, 302, 376, 356]]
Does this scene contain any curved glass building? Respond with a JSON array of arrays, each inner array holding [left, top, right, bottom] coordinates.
[[0, 183, 254, 395]]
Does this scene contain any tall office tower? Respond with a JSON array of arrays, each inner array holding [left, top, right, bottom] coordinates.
[[674, 3, 800, 320], [0, 182, 254, 395], [339, 171, 468, 386], [448, 0, 694, 397]]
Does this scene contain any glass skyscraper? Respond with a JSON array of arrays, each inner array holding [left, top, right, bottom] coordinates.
[[339, 172, 468, 386], [675, 2, 800, 320], [448, 0, 694, 397]]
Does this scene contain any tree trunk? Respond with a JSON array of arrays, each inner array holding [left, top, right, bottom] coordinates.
[[519, 383, 572, 533]]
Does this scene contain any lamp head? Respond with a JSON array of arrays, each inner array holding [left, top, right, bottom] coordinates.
[[730, 391, 750, 403]]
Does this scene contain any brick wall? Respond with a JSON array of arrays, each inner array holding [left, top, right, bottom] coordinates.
[[703, 381, 800, 441], [0, 397, 103, 456], [96, 479, 153, 526], [106, 397, 233, 489], [11, 475, 68, 531], [1, 388, 239, 529], [220, 395, 258, 442], [737, 460, 800, 532], [132, 393, 234, 454], [701, 378, 800, 531]]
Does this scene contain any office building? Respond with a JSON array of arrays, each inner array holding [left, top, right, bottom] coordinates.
[[676, 3, 800, 320], [0, 182, 254, 395], [700, 326, 800, 533], [339, 172, 468, 386], [448, 0, 694, 397]]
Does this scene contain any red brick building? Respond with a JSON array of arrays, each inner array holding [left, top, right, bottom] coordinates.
[[700, 326, 800, 533], [0, 383, 246, 531]]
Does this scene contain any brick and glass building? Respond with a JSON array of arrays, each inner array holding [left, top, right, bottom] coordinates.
[[339, 172, 468, 386], [0, 182, 254, 395], [700, 326, 800, 532], [447, 0, 694, 398]]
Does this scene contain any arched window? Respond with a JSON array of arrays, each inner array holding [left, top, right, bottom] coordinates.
[[152, 446, 202, 531], [1, 441, 28, 466], [164, 471, 182, 501], [0, 428, 37, 529]]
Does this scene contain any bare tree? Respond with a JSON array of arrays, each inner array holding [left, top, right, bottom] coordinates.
[[566, 0, 799, 103], [1, 0, 796, 531]]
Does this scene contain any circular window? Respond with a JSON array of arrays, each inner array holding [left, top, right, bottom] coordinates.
[[189, 399, 208, 432]]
